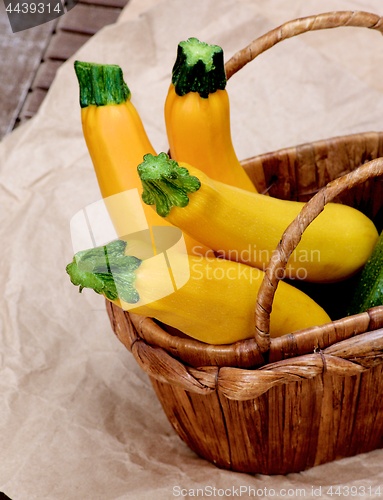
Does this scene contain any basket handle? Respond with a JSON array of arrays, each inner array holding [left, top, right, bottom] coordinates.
[[225, 10, 383, 80], [223, 10, 383, 352], [253, 157, 383, 353]]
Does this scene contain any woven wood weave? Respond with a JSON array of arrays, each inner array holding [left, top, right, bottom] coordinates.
[[106, 11, 383, 474]]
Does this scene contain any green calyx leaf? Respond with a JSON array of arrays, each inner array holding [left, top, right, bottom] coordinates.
[[74, 61, 131, 108], [137, 152, 201, 217], [66, 239, 141, 303], [172, 37, 226, 98]]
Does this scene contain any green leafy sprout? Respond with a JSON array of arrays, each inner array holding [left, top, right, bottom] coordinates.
[[137, 152, 201, 217], [66, 239, 142, 303]]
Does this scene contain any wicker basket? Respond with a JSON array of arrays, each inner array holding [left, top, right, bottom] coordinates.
[[106, 11, 383, 475]]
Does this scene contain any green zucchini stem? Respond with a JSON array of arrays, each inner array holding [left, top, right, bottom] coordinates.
[[66, 240, 141, 303], [171, 37, 227, 98], [74, 61, 131, 108], [137, 152, 201, 217]]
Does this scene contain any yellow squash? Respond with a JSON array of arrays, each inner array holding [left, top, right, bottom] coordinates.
[[165, 38, 256, 192], [137, 153, 379, 283], [74, 61, 160, 229], [66, 240, 331, 345]]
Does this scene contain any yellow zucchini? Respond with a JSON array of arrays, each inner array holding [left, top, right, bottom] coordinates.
[[74, 61, 163, 230], [137, 153, 379, 283], [74, 61, 156, 200], [66, 240, 331, 344], [165, 38, 256, 192]]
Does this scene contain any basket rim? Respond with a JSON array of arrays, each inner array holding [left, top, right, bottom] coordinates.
[[107, 300, 383, 400], [113, 303, 383, 368]]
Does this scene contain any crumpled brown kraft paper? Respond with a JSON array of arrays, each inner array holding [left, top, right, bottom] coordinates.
[[1, 0, 383, 498]]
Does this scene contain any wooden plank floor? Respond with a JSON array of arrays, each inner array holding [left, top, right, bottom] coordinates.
[[0, 1, 57, 138], [0, 0, 129, 139]]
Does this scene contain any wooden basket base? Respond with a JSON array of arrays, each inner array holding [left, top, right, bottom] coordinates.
[[150, 363, 383, 474]]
